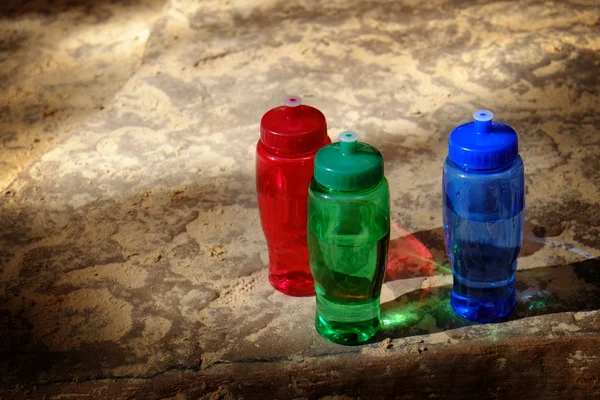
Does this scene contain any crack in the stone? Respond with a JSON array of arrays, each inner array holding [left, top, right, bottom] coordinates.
[[193, 52, 232, 67], [4, 364, 202, 391], [6, 349, 366, 391]]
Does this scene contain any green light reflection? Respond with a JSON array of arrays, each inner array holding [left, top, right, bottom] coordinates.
[[380, 286, 466, 333]]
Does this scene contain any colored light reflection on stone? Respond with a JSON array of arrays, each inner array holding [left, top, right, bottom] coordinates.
[[528, 300, 547, 311], [430, 260, 452, 275], [386, 222, 437, 281], [380, 287, 458, 331], [380, 303, 420, 330]]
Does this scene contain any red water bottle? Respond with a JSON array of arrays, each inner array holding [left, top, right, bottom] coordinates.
[[257, 95, 330, 296]]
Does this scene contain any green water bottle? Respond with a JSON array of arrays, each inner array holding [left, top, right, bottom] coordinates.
[[308, 131, 390, 345]]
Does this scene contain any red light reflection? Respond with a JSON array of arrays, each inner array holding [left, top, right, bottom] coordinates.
[[386, 221, 436, 281]]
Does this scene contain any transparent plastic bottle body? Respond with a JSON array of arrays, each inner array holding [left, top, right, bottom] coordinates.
[[443, 156, 524, 322], [256, 139, 330, 297], [308, 178, 390, 344]]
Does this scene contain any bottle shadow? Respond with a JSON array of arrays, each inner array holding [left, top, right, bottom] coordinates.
[[385, 225, 448, 281], [375, 257, 599, 341], [385, 222, 546, 281]]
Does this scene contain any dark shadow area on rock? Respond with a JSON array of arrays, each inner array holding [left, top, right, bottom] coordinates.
[[0, 0, 156, 18], [0, 170, 258, 388], [376, 257, 600, 341]]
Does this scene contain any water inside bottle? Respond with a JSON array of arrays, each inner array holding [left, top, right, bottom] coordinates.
[[445, 208, 523, 321], [308, 230, 389, 344]]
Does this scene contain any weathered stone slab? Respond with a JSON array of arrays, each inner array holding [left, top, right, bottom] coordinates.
[[0, 0, 598, 398]]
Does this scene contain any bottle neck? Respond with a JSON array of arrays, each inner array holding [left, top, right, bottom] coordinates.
[[312, 178, 381, 194], [448, 157, 516, 174], [259, 139, 327, 159]]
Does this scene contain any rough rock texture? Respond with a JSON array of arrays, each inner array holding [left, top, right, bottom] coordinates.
[[0, 0, 165, 190], [0, 0, 599, 399]]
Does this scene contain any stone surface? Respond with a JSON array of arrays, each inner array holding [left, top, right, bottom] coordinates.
[[0, 0, 165, 190], [0, 0, 599, 398]]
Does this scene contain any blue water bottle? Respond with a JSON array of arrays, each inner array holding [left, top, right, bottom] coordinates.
[[443, 110, 524, 323]]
